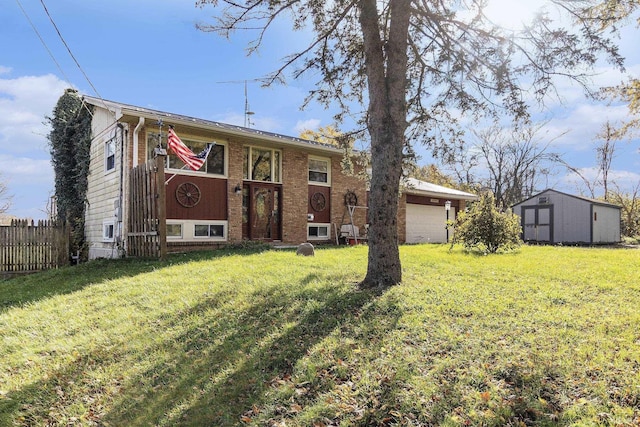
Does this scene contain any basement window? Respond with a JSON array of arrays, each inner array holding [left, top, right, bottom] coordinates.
[[308, 224, 330, 240], [102, 220, 115, 242], [194, 223, 225, 239]]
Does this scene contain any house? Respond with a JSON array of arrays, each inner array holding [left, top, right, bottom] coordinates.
[[83, 96, 370, 259], [512, 189, 622, 245], [399, 178, 478, 244], [82, 96, 478, 259]]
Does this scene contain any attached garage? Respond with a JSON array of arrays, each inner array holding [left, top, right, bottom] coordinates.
[[406, 203, 452, 243], [403, 178, 478, 244]]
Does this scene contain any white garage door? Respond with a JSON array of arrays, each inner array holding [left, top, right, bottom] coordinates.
[[406, 203, 454, 243]]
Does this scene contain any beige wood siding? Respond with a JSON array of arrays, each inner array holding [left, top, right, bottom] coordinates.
[[85, 107, 123, 259]]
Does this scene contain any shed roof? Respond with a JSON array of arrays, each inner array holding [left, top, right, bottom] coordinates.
[[513, 188, 621, 209], [403, 178, 478, 201], [82, 95, 343, 155]]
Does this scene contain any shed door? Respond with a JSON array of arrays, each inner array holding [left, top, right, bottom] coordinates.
[[522, 206, 552, 243]]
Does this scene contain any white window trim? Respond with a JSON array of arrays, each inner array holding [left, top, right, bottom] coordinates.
[[307, 223, 331, 240], [104, 137, 116, 175], [166, 222, 184, 240], [147, 132, 228, 178], [243, 145, 282, 183], [167, 220, 228, 241], [102, 220, 115, 242], [308, 155, 331, 186]]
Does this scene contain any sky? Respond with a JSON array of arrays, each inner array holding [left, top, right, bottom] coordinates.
[[1, 0, 639, 220]]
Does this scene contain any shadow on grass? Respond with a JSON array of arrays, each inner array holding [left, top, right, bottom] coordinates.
[[0, 271, 381, 426], [104, 280, 380, 425], [0, 245, 271, 313]]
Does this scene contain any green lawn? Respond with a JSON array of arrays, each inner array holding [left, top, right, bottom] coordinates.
[[0, 245, 639, 426]]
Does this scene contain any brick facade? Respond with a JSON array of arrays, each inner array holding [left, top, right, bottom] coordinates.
[[281, 147, 310, 243], [226, 139, 244, 243], [329, 157, 369, 240]]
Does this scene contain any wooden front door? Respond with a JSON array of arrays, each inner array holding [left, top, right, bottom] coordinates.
[[242, 183, 281, 241]]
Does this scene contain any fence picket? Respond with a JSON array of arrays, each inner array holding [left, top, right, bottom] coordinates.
[[0, 220, 69, 276]]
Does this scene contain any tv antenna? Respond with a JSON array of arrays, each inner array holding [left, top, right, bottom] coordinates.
[[243, 81, 254, 128], [216, 78, 267, 128]]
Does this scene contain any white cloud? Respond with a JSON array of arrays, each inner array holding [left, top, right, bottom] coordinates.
[[212, 111, 283, 133], [0, 71, 67, 219], [0, 154, 53, 182], [543, 103, 631, 150], [294, 119, 321, 135], [0, 73, 69, 154]]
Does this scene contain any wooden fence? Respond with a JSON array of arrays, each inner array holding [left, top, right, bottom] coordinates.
[[127, 155, 167, 259], [0, 219, 69, 276]]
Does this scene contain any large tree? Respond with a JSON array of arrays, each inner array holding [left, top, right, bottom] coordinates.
[[198, 0, 624, 288]]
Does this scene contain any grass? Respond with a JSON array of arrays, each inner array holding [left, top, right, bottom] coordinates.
[[0, 244, 639, 426]]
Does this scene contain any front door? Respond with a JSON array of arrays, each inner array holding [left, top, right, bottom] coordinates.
[[243, 183, 281, 241], [522, 206, 553, 243]]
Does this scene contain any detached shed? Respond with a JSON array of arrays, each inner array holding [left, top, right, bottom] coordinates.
[[512, 189, 621, 245]]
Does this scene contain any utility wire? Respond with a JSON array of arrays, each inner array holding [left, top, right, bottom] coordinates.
[[16, 0, 94, 119], [39, 0, 104, 102], [15, 0, 72, 85]]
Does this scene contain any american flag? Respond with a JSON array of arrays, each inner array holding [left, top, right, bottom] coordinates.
[[167, 128, 212, 171]]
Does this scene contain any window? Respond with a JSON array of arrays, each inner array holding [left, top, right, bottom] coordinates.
[[309, 157, 330, 184], [167, 223, 183, 239], [147, 132, 226, 176], [243, 146, 281, 182], [103, 220, 115, 242], [194, 224, 225, 239], [165, 220, 227, 241], [308, 224, 330, 240], [105, 138, 116, 172]]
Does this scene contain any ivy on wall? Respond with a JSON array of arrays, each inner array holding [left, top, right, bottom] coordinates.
[[47, 89, 93, 259]]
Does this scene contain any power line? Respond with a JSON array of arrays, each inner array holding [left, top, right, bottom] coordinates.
[[15, 0, 72, 85], [38, 0, 104, 101], [16, 0, 94, 119]]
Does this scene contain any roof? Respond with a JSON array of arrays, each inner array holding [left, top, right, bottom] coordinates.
[[82, 95, 343, 155], [403, 178, 478, 201], [513, 188, 622, 209]]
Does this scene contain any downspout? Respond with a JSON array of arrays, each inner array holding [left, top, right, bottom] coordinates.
[[117, 123, 127, 258], [133, 116, 145, 166]]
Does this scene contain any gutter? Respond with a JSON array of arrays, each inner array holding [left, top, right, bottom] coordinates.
[[121, 109, 343, 156]]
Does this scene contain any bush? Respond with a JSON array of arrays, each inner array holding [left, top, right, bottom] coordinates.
[[451, 193, 522, 254]]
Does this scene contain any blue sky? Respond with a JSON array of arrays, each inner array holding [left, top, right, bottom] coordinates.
[[1, 0, 639, 219]]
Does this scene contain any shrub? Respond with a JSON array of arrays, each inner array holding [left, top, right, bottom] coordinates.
[[451, 193, 522, 254]]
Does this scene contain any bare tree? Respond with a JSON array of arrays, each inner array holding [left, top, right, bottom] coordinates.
[[197, 0, 625, 288], [557, 120, 626, 200], [608, 181, 640, 239], [0, 173, 12, 214], [445, 123, 561, 208], [595, 120, 625, 201]]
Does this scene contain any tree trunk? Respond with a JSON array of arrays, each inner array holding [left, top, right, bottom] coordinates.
[[358, 0, 410, 289]]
